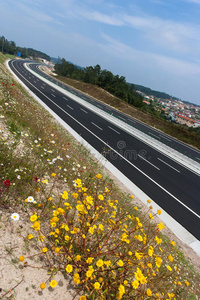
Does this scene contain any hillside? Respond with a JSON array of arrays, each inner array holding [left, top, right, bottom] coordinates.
[[0, 35, 50, 60], [133, 83, 179, 101]]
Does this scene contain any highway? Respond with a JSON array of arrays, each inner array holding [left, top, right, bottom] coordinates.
[[8, 59, 200, 240]]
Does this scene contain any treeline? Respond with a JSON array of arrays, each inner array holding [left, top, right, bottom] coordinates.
[[134, 83, 179, 101], [0, 35, 50, 61], [55, 58, 146, 108]]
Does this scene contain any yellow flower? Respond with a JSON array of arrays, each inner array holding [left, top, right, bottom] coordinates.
[[86, 257, 94, 264], [134, 268, 147, 284], [118, 284, 125, 294], [93, 282, 100, 290], [157, 222, 165, 231], [55, 247, 60, 253], [149, 213, 154, 220], [75, 178, 82, 187], [185, 280, 189, 287], [170, 241, 176, 247], [50, 280, 57, 288], [32, 221, 40, 231], [30, 214, 38, 222], [128, 251, 132, 256], [98, 224, 104, 231], [80, 296, 86, 300], [155, 257, 162, 268], [130, 195, 134, 199], [104, 260, 111, 267], [65, 235, 70, 241], [72, 192, 79, 199], [28, 234, 33, 240], [66, 264, 73, 273], [96, 173, 102, 179], [146, 289, 152, 296], [96, 259, 104, 268], [75, 255, 81, 261], [167, 265, 172, 271], [147, 199, 151, 203], [42, 247, 48, 253], [155, 236, 162, 244], [40, 282, 46, 289], [137, 235, 143, 241], [168, 254, 173, 262], [148, 246, 154, 257], [51, 173, 56, 177], [117, 260, 124, 267], [62, 191, 68, 200], [131, 280, 139, 289], [157, 209, 162, 215], [98, 194, 104, 201], [86, 270, 93, 278], [147, 263, 152, 269], [88, 227, 94, 235], [86, 196, 93, 205], [74, 273, 80, 284], [76, 204, 85, 213], [19, 255, 25, 262], [135, 251, 143, 260]]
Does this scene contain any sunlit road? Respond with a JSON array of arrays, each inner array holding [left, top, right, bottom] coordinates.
[[8, 59, 200, 240]]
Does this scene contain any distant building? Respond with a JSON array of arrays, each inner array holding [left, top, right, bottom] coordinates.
[[174, 113, 196, 127]]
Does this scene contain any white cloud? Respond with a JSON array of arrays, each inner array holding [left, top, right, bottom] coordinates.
[[122, 14, 200, 53], [100, 33, 200, 77], [80, 10, 124, 26], [185, 0, 200, 3], [18, 3, 53, 23]]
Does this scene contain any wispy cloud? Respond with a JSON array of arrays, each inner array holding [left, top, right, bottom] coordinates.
[[80, 10, 124, 26], [185, 0, 200, 3], [100, 32, 200, 77], [19, 3, 53, 23]]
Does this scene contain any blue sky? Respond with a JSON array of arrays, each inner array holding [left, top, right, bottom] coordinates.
[[1, 0, 200, 105]]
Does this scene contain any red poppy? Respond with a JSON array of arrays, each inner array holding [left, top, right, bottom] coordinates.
[[33, 177, 39, 182], [68, 143, 70, 145], [11, 83, 15, 86], [3, 179, 11, 186]]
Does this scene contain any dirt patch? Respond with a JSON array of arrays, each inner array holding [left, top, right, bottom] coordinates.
[[0, 210, 79, 299]]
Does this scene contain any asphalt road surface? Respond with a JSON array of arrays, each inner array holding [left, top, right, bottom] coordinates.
[[8, 59, 200, 240]]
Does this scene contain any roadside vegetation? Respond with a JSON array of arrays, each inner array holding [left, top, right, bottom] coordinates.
[[0, 52, 200, 299]]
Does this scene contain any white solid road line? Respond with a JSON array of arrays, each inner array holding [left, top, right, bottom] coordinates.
[[8, 60, 200, 256], [17, 61, 200, 219]]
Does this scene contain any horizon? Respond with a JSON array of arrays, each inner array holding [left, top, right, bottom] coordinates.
[[1, 0, 200, 105]]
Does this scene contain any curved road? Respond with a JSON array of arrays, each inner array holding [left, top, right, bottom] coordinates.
[[8, 59, 200, 240]]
